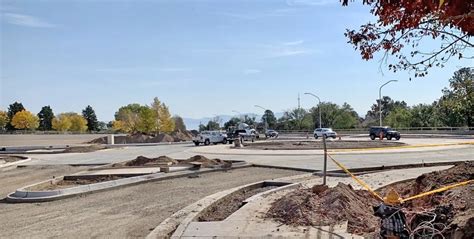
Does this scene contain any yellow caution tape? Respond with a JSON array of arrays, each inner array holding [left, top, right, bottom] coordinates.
[[400, 179, 474, 203], [327, 153, 474, 205], [327, 154, 384, 202]]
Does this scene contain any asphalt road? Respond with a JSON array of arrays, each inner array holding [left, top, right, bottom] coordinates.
[[19, 142, 474, 171]]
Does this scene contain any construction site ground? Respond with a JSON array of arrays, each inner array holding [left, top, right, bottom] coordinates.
[[174, 164, 472, 238], [0, 165, 302, 238]]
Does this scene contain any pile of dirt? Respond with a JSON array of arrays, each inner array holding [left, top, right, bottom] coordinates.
[[183, 155, 232, 168], [377, 162, 473, 238], [89, 131, 195, 144], [124, 155, 179, 167], [267, 183, 380, 235]]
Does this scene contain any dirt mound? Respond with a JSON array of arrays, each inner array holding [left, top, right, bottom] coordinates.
[[183, 155, 232, 168], [377, 162, 473, 238], [171, 130, 193, 142], [125, 155, 179, 166], [267, 183, 380, 235], [88, 132, 194, 144], [63, 145, 105, 153]]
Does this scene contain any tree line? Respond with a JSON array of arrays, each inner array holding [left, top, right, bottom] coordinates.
[[0, 97, 188, 134], [202, 67, 473, 131]]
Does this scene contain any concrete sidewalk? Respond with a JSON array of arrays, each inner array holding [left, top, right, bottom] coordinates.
[[175, 166, 451, 238]]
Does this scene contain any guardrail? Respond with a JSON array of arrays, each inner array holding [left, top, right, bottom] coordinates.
[[275, 127, 474, 135]]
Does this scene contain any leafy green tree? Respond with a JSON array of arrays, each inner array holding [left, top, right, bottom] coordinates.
[[206, 120, 220, 130], [243, 115, 256, 126], [137, 107, 157, 134], [385, 107, 412, 128], [309, 102, 359, 129], [7, 102, 25, 130], [410, 104, 441, 127], [82, 105, 99, 131], [281, 108, 312, 130], [37, 106, 54, 131], [365, 97, 408, 125], [262, 110, 277, 129], [114, 103, 145, 133], [97, 121, 108, 131], [173, 115, 187, 132], [224, 117, 241, 129], [441, 67, 473, 127]]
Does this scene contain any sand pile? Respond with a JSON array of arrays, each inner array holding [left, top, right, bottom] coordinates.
[[124, 155, 179, 166], [267, 183, 380, 235]]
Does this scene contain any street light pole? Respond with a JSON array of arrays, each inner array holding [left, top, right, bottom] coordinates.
[[254, 105, 268, 130], [304, 92, 322, 129], [378, 80, 398, 126]]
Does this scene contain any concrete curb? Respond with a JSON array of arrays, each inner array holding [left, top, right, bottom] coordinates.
[[146, 180, 300, 239], [5, 162, 251, 203], [0, 156, 31, 169], [189, 142, 473, 156]]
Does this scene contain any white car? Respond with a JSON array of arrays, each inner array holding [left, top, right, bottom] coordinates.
[[193, 131, 228, 146], [313, 128, 337, 139]]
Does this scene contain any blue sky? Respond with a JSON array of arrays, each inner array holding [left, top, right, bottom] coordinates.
[[1, 0, 471, 124]]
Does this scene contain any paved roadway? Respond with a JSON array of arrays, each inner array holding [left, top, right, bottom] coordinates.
[[18, 140, 474, 171]]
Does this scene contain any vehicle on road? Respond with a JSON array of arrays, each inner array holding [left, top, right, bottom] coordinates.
[[313, 128, 337, 139], [265, 129, 279, 138], [193, 131, 228, 146], [227, 129, 258, 143], [369, 126, 401, 140]]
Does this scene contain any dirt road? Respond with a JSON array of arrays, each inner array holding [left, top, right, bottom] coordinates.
[[0, 166, 302, 238]]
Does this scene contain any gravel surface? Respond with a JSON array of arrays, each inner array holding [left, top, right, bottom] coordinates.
[[0, 166, 302, 238]]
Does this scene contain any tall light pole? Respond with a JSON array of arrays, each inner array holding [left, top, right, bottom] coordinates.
[[254, 105, 268, 130], [304, 92, 322, 129], [379, 80, 398, 126]]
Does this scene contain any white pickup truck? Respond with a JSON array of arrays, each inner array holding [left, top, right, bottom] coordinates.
[[193, 131, 228, 146]]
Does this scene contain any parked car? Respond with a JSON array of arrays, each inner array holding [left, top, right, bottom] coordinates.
[[193, 131, 228, 146], [313, 128, 337, 139], [265, 129, 279, 138], [369, 126, 401, 140]]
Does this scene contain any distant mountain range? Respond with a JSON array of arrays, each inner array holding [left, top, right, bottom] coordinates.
[[183, 112, 284, 130]]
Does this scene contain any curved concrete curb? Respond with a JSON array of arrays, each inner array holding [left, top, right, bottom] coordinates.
[[146, 180, 300, 238], [0, 156, 31, 169], [189, 142, 473, 156], [6, 162, 251, 203]]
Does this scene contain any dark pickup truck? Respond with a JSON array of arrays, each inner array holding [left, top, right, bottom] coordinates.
[[226, 129, 258, 143]]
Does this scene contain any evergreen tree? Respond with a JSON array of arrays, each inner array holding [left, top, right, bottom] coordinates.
[[37, 105, 54, 131], [82, 105, 99, 131], [7, 102, 25, 130]]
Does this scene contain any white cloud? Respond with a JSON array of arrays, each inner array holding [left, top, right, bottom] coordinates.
[[2, 13, 56, 28], [243, 69, 261, 75]]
